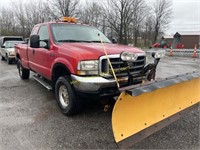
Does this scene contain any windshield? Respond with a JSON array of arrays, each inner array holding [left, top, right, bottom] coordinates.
[[51, 24, 111, 43], [4, 41, 23, 48]]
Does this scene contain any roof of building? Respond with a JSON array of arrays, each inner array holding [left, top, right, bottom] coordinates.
[[163, 35, 174, 39], [175, 31, 200, 36]]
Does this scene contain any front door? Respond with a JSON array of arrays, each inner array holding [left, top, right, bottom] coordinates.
[[28, 25, 52, 79]]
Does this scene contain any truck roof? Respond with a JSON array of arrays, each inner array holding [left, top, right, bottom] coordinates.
[[0, 36, 23, 46], [0, 36, 23, 38], [34, 21, 92, 28]]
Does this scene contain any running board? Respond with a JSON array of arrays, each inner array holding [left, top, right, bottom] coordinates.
[[32, 75, 52, 91]]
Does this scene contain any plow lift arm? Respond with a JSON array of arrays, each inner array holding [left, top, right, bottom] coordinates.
[[99, 35, 200, 149]]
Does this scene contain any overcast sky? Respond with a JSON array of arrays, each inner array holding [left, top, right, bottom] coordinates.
[[167, 0, 200, 35], [0, 0, 199, 35]]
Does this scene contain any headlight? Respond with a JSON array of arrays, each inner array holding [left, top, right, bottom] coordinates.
[[77, 60, 99, 75], [153, 50, 166, 58], [120, 52, 138, 61]]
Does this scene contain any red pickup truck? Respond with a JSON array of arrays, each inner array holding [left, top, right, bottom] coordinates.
[[15, 18, 164, 116]]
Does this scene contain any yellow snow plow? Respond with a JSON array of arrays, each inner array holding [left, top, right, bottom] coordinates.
[[112, 71, 200, 148], [98, 35, 200, 148]]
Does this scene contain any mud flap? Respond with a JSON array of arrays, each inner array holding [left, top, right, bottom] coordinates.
[[112, 72, 200, 148]]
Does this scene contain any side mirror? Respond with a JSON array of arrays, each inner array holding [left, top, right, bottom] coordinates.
[[30, 35, 39, 48], [112, 38, 117, 44], [1, 45, 5, 48], [40, 40, 50, 49]]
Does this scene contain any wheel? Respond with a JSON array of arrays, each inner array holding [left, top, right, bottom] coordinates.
[[1, 55, 5, 60], [55, 76, 82, 116], [6, 56, 12, 64], [17, 60, 30, 79]]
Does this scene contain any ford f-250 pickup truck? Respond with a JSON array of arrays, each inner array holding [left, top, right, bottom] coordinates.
[[15, 17, 165, 116]]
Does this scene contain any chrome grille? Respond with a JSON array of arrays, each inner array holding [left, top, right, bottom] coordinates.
[[100, 54, 146, 78]]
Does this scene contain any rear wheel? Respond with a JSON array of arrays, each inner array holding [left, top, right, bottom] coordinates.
[[55, 76, 82, 116], [17, 60, 30, 79]]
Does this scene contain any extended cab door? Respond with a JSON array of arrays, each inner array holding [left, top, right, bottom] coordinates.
[[28, 25, 53, 79]]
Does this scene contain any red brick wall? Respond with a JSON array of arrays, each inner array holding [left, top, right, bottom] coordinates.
[[180, 35, 199, 49]]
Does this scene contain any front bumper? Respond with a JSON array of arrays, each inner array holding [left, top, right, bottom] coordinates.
[[7, 55, 16, 59], [71, 75, 144, 98], [71, 75, 116, 91]]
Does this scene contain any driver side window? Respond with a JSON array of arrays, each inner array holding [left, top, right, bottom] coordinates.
[[38, 25, 49, 41], [38, 25, 49, 48]]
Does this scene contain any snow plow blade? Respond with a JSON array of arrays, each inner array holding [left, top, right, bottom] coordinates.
[[112, 71, 200, 149]]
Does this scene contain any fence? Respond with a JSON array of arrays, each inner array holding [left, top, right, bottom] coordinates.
[[165, 49, 200, 58]]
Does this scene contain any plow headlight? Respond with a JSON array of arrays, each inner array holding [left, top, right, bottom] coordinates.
[[120, 52, 138, 62], [77, 60, 99, 75], [153, 50, 166, 58]]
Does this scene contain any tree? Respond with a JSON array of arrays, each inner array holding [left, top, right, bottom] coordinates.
[[102, 0, 148, 45], [0, 8, 16, 36], [131, 0, 147, 46], [78, 1, 103, 26], [152, 0, 172, 43], [24, 1, 51, 36], [102, 0, 139, 44], [143, 15, 154, 47], [12, 1, 27, 37], [0, 0, 173, 47], [47, 0, 80, 19]]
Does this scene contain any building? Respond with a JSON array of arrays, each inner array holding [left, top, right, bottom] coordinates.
[[173, 31, 200, 49], [163, 35, 174, 46]]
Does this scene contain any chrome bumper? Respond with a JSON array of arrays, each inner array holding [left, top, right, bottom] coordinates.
[[71, 75, 117, 92], [7, 55, 16, 59]]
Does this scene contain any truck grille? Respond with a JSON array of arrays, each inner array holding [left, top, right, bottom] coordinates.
[[100, 54, 146, 78]]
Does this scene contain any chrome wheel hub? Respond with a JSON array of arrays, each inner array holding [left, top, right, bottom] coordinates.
[[59, 85, 69, 108], [19, 64, 22, 76]]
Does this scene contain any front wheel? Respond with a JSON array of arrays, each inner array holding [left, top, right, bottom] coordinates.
[[55, 76, 82, 116], [17, 60, 30, 79], [1, 55, 5, 60], [6, 56, 12, 64]]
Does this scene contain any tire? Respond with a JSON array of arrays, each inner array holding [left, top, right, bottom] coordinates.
[[1, 55, 5, 61], [17, 60, 30, 79], [55, 76, 82, 116], [6, 57, 12, 64]]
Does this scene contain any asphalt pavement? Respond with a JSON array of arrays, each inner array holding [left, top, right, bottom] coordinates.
[[0, 56, 199, 149]]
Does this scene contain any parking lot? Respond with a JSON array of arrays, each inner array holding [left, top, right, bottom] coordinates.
[[0, 56, 199, 149]]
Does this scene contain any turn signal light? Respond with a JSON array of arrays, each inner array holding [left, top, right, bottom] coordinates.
[[61, 16, 77, 23]]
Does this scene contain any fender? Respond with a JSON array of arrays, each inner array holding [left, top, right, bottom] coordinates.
[[51, 57, 77, 78], [15, 45, 30, 69]]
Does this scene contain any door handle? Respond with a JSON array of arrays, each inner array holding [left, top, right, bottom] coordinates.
[[50, 53, 55, 57], [33, 49, 35, 55]]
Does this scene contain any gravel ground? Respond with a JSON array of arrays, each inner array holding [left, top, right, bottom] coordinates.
[[0, 56, 199, 149]]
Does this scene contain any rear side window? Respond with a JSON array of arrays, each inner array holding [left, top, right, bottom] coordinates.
[[38, 25, 49, 40], [0, 37, 23, 46]]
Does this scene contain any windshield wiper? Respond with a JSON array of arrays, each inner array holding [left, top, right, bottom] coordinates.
[[57, 40, 110, 43], [89, 40, 110, 43], [57, 40, 92, 43]]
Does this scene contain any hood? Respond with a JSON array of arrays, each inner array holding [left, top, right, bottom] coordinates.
[[58, 43, 145, 60], [6, 48, 15, 52]]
